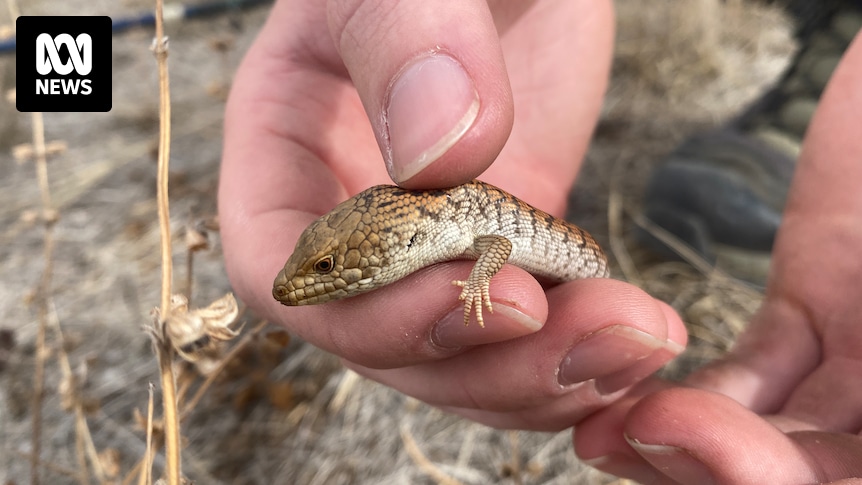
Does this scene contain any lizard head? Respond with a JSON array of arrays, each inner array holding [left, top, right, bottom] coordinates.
[[272, 197, 392, 306]]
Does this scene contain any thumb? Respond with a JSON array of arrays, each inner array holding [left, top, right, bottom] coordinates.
[[327, 0, 513, 187]]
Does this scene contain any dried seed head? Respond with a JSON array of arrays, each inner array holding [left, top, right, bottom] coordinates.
[[163, 293, 242, 371]]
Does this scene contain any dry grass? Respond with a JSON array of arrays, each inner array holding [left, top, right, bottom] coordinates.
[[0, 0, 795, 483]]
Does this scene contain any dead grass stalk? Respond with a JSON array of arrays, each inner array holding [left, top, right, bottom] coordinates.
[[148, 0, 183, 481]]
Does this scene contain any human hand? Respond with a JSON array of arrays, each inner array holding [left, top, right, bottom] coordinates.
[[574, 34, 862, 484], [219, 0, 686, 429]]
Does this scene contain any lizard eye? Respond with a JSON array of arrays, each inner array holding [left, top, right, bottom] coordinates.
[[313, 255, 334, 273]]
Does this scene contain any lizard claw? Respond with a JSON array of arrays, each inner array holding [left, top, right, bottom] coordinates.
[[452, 279, 493, 327]]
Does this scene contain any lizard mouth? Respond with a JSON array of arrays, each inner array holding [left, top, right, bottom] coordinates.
[[272, 269, 354, 306]]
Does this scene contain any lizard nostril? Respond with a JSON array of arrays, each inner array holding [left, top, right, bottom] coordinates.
[[273, 269, 289, 286]]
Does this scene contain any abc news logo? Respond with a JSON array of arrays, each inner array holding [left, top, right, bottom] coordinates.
[[36, 33, 94, 95], [17, 16, 111, 112]]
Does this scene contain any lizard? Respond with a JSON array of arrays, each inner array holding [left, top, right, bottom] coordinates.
[[272, 180, 610, 327]]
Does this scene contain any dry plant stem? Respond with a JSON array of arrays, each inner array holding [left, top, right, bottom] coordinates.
[[174, 366, 193, 405], [75, 412, 90, 485], [185, 249, 194, 303], [27, 92, 103, 485], [126, 446, 162, 485], [400, 423, 463, 485], [507, 431, 522, 485], [29, 110, 51, 485], [329, 368, 361, 413], [629, 207, 720, 277], [74, 409, 88, 485], [139, 383, 156, 485], [131, 318, 257, 483], [31, 266, 47, 485], [47, 304, 106, 483], [154, 0, 172, 316], [608, 154, 643, 287], [152, 0, 182, 482], [125, 456, 147, 485]]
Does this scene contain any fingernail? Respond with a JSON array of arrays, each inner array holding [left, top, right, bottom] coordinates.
[[558, 325, 665, 387], [384, 53, 479, 183], [626, 436, 716, 485], [432, 303, 542, 348]]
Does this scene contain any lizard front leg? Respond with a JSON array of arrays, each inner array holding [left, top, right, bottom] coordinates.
[[452, 235, 513, 327]]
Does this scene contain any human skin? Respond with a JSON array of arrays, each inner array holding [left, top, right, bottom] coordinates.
[[219, 0, 862, 482]]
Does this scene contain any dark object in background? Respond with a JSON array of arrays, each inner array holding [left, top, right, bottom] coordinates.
[[640, 0, 862, 284]]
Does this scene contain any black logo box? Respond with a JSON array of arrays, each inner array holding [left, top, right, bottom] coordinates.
[[16, 16, 112, 113]]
